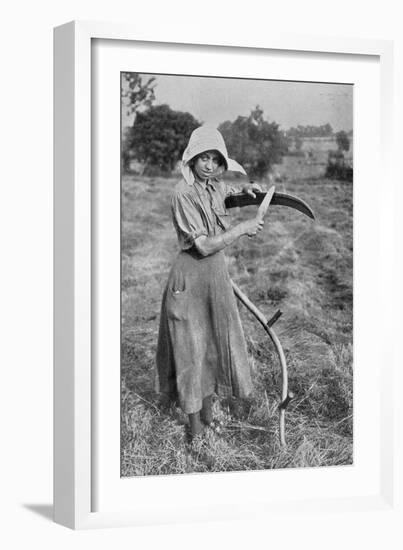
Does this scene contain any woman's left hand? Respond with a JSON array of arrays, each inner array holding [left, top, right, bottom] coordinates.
[[242, 182, 262, 198]]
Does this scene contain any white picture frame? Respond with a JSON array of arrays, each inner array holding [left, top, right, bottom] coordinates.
[[54, 20, 397, 530]]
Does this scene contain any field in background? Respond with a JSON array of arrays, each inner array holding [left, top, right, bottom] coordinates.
[[121, 160, 353, 476]]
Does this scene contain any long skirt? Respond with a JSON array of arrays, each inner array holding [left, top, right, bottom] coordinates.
[[155, 249, 253, 414]]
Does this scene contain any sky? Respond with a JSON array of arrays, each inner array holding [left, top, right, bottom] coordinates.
[[122, 73, 353, 132]]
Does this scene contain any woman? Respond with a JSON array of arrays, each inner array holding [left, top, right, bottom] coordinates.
[[156, 125, 264, 439]]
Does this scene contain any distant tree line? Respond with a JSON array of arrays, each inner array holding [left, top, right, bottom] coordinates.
[[121, 73, 352, 181], [286, 123, 333, 138], [122, 73, 288, 179]]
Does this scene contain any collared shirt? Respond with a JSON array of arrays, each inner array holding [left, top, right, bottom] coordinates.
[[171, 177, 236, 250]]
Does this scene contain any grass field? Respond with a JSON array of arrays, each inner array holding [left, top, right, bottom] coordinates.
[[121, 161, 353, 476]]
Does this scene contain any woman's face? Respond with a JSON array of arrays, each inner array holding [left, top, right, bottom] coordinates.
[[192, 150, 224, 181]]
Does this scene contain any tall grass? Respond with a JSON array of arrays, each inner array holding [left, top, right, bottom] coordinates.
[[121, 170, 353, 476]]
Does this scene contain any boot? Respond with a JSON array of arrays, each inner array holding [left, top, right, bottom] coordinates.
[[200, 395, 213, 426], [188, 411, 203, 437]]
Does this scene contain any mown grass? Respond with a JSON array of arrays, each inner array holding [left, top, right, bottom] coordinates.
[[121, 164, 353, 476]]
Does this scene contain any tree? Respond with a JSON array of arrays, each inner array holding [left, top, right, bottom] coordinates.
[[121, 73, 157, 172], [336, 130, 350, 152], [121, 73, 156, 118], [126, 104, 200, 173], [219, 106, 288, 179], [294, 136, 303, 151]]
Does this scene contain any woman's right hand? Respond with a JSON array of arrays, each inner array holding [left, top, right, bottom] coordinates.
[[241, 218, 265, 237]]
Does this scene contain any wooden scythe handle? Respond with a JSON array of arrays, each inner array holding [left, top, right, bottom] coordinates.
[[231, 279, 291, 446]]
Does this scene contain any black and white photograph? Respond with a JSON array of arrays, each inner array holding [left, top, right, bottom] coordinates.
[[3, 0, 400, 541], [120, 72, 353, 477]]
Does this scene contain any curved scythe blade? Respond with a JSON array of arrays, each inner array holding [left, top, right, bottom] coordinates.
[[225, 191, 315, 220]]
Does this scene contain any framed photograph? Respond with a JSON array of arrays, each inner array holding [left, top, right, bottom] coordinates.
[[54, 21, 396, 529]]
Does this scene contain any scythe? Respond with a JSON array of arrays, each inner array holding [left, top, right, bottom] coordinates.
[[225, 188, 315, 446]]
